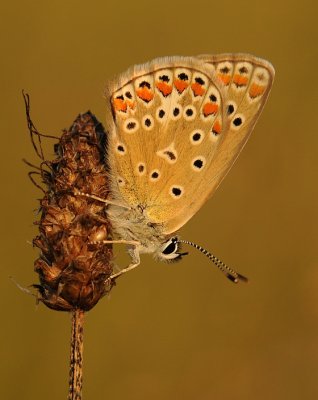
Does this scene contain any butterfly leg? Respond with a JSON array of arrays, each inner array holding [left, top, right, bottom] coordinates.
[[90, 239, 140, 246], [110, 245, 141, 280], [74, 191, 131, 209], [90, 239, 141, 280]]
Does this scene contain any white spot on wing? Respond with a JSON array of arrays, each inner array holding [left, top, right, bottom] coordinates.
[[157, 143, 178, 164], [149, 169, 160, 181], [171, 105, 183, 120], [183, 105, 196, 121], [169, 185, 184, 199], [142, 115, 154, 131], [190, 129, 204, 145], [231, 113, 245, 130], [115, 142, 126, 155], [191, 156, 206, 172], [117, 176, 125, 187], [156, 107, 167, 122], [136, 162, 146, 176]]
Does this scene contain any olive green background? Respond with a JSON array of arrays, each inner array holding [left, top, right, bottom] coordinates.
[[1, 0, 317, 399]]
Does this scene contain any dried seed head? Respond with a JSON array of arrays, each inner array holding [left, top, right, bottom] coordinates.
[[26, 102, 113, 311]]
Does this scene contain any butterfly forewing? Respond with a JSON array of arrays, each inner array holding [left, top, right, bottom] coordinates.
[[106, 55, 274, 234]]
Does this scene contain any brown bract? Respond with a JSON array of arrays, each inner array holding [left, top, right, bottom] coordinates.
[[32, 112, 113, 311]]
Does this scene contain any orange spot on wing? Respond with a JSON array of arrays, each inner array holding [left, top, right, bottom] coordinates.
[[249, 83, 266, 98], [218, 73, 231, 85], [233, 74, 249, 87], [126, 100, 136, 109], [174, 79, 188, 93], [156, 81, 173, 96], [113, 98, 127, 112], [203, 103, 219, 116], [191, 82, 205, 96], [136, 87, 154, 102], [212, 120, 221, 135]]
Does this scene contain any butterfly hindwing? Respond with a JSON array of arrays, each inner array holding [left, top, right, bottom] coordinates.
[[105, 54, 274, 234], [197, 54, 275, 200]]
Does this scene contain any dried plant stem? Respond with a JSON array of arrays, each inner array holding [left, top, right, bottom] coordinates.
[[24, 94, 114, 399], [68, 309, 85, 400]]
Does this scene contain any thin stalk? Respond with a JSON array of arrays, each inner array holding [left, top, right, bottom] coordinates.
[[68, 309, 85, 400]]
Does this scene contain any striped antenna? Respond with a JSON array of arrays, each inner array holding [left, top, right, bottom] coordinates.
[[179, 240, 248, 284]]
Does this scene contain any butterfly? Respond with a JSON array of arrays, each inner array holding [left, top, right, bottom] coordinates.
[[86, 54, 274, 283]]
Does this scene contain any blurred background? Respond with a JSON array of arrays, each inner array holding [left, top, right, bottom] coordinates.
[[1, 0, 317, 399]]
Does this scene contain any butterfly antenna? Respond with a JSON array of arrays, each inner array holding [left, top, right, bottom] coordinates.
[[179, 240, 248, 284]]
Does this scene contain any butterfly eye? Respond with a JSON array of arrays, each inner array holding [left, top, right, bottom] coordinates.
[[162, 238, 178, 255], [159, 237, 187, 262]]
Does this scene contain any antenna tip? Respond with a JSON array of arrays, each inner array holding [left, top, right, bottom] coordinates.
[[237, 273, 249, 283], [227, 273, 249, 284]]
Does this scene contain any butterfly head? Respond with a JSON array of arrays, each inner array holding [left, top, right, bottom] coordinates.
[[157, 236, 188, 263]]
